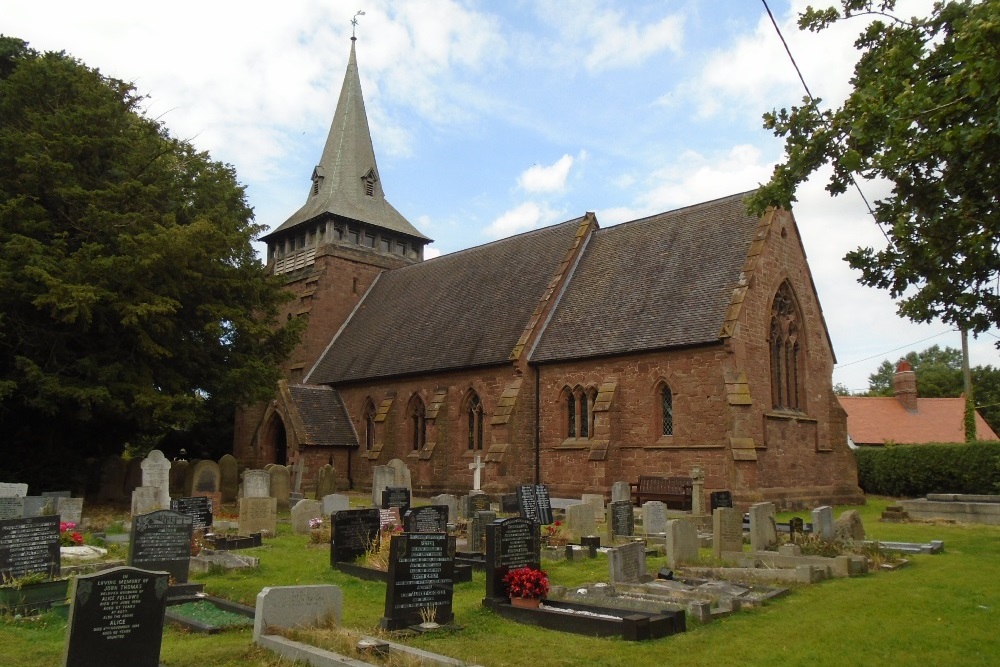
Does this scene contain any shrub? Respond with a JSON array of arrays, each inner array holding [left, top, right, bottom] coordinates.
[[854, 441, 1000, 496]]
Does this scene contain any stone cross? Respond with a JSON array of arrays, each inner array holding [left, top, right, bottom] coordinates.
[[468, 455, 485, 491]]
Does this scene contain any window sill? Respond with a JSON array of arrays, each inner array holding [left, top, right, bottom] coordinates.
[[764, 411, 816, 423], [462, 450, 485, 458], [645, 438, 725, 450], [555, 438, 590, 450]]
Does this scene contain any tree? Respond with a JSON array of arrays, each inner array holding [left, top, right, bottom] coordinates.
[[0, 38, 302, 488], [748, 1, 1000, 338], [866, 345, 964, 397]]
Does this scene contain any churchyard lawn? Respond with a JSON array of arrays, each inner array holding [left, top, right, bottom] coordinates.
[[2, 496, 997, 667]]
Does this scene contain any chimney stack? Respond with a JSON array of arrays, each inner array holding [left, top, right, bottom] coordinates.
[[892, 360, 918, 412]]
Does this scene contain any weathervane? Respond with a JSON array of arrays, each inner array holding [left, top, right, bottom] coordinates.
[[352, 10, 365, 38]]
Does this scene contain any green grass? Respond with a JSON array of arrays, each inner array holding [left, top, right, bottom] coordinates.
[[3, 496, 999, 666]]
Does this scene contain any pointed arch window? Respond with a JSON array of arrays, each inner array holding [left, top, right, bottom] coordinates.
[[770, 282, 805, 411], [564, 386, 595, 440], [409, 396, 426, 451], [363, 400, 376, 451], [467, 391, 484, 451], [660, 384, 674, 436]]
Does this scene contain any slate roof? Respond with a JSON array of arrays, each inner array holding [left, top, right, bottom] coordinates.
[[308, 217, 587, 384], [263, 40, 428, 243], [839, 396, 999, 445], [286, 384, 358, 446], [530, 191, 758, 363]]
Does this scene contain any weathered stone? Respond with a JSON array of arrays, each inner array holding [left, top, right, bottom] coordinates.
[[749, 502, 777, 551], [242, 470, 271, 498], [269, 466, 291, 512], [608, 541, 646, 584], [254, 585, 342, 640], [665, 519, 699, 567], [291, 500, 324, 535], [611, 481, 631, 503], [713, 507, 743, 558], [321, 494, 350, 516], [430, 494, 458, 524], [642, 501, 668, 535], [581, 494, 605, 521], [566, 503, 596, 539], [834, 510, 865, 541], [141, 450, 172, 509], [219, 454, 239, 503], [812, 505, 834, 541]]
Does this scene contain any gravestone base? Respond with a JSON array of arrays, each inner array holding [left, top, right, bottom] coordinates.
[[165, 582, 206, 603], [482, 597, 684, 641]]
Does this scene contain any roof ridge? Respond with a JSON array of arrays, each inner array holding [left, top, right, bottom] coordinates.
[[599, 189, 756, 231]]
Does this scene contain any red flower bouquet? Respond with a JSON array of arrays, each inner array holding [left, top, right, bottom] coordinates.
[[502, 567, 549, 600]]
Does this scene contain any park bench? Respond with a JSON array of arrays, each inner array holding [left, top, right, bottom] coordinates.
[[629, 475, 693, 510]]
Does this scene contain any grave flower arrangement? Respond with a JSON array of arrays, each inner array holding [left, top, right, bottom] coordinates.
[[59, 522, 84, 547], [544, 521, 570, 546], [503, 567, 549, 600]]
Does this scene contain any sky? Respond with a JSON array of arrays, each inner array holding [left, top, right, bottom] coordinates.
[[4, 0, 998, 394]]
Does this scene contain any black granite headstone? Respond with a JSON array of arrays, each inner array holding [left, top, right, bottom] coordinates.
[[380, 532, 455, 630], [710, 491, 733, 511], [609, 501, 635, 538], [403, 505, 448, 534], [169, 496, 213, 531], [534, 485, 553, 525], [0, 515, 61, 578], [485, 517, 540, 600], [381, 487, 411, 514], [63, 566, 169, 667], [516, 485, 553, 525], [127, 510, 193, 584], [330, 508, 381, 564], [468, 493, 491, 514]]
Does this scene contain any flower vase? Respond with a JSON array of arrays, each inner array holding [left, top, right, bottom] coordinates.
[[510, 596, 540, 610]]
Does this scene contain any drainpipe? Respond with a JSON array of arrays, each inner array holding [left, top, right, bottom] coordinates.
[[347, 448, 353, 490], [534, 364, 541, 485]]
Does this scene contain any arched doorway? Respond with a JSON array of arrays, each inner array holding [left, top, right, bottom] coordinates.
[[261, 413, 288, 466]]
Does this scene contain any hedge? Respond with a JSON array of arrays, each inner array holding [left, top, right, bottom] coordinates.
[[854, 441, 1000, 497]]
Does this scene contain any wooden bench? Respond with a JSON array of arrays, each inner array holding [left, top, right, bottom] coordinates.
[[629, 476, 693, 510]]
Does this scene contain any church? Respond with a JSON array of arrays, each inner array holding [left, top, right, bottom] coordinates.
[[232, 38, 864, 509]]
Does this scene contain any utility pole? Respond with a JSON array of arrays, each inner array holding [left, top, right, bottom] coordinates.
[[961, 328, 976, 442]]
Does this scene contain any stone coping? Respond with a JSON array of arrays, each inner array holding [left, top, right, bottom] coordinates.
[[256, 633, 484, 667]]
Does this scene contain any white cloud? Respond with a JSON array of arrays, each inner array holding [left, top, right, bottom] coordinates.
[[483, 202, 563, 240], [517, 154, 576, 194]]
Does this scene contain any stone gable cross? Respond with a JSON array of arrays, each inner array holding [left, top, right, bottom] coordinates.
[[469, 455, 485, 491]]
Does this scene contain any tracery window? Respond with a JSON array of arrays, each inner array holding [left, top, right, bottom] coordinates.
[[564, 386, 595, 439], [661, 384, 674, 436], [467, 391, 484, 450], [770, 281, 804, 411]]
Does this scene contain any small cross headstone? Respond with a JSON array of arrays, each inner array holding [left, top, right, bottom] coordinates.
[[381, 532, 455, 630], [64, 567, 170, 667], [330, 508, 380, 564], [128, 510, 193, 584], [468, 455, 485, 491], [485, 517, 540, 601]]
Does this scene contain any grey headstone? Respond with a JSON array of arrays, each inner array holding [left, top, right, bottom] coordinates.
[[239, 496, 277, 536], [371, 465, 395, 507], [130, 487, 161, 517], [431, 494, 458, 524], [269, 466, 291, 512], [254, 585, 342, 640], [316, 463, 337, 499], [690, 466, 706, 515], [608, 541, 646, 584], [749, 502, 778, 551], [566, 503, 596, 539], [219, 454, 239, 503], [140, 450, 172, 510], [581, 494, 605, 521], [188, 460, 221, 497], [290, 500, 323, 535], [812, 506, 834, 541], [0, 482, 28, 498], [387, 458, 411, 492], [322, 494, 350, 516], [242, 470, 271, 498], [611, 481, 631, 503], [713, 507, 744, 558], [22, 496, 55, 517], [642, 501, 668, 535], [0, 497, 24, 520], [834, 510, 865, 541], [665, 519, 700, 567], [57, 497, 84, 525]]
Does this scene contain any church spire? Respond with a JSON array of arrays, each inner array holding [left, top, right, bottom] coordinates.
[[265, 38, 428, 242]]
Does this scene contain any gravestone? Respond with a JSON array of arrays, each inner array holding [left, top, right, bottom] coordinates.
[[253, 585, 343, 640], [219, 454, 239, 503], [566, 503, 596, 539], [130, 487, 160, 517], [387, 458, 412, 491], [710, 490, 733, 511], [517, 484, 554, 525], [611, 481, 631, 503], [812, 506, 834, 541], [0, 515, 60, 578], [128, 510, 193, 583], [170, 496, 213, 531], [57, 497, 84, 526], [403, 505, 448, 533], [0, 497, 24, 521], [713, 507, 744, 558], [168, 460, 188, 497], [22, 496, 54, 518], [63, 567, 170, 667], [485, 517, 541, 600], [665, 519, 699, 568], [430, 494, 458, 524], [468, 455, 485, 491], [187, 460, 221, 498], [468, 493, 491, 515], [381, 486, 411, 514], [381, 532, 455, 630], [608, 541, 646, 584], [238, 496, 277, 537], [379, 507, 402, 531], [140, 450, 171, 509], [0, 482, 28, 497], [291, 500, 324, 535], [468, 510, 496, 554], [834, 510, 865, 541], [322, 494, 351, 516], [371, 465, 396, 507], [98, 456, 126, 502], [242, 469, 271, 498], [330, 508, 381, 564], [269, 465, 291, 512], [607, 500, 635, 540], [690, 466, 706, 515], [749, 502, 778, 551], [316, 463, 337, 499], [581, 493, 605, 521], [642, 501, 668, 535]]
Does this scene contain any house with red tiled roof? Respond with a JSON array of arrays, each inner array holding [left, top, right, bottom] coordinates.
[[839, 361, 1000, 446], [232, 38, 865, 508]]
